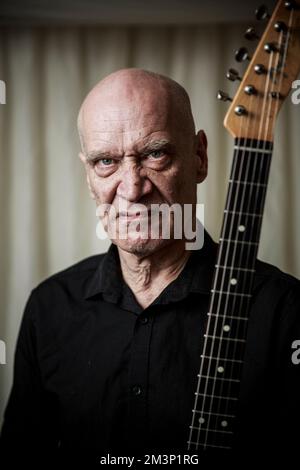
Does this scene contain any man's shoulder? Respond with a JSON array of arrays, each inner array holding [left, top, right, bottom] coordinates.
[[43, 253, 105, 282], [31, 252, 107, 301], [255, 257, 299, 286], [253, 257, 300, 303]]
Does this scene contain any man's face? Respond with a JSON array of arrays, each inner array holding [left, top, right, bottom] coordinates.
[[80, 83, 207, 255]]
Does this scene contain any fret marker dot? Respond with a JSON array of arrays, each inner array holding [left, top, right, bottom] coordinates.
[[230, 278, 237, 285], [221, 420, 228, 427], [238, 225, 246, 232], [223, 325, 230, 332], [217, 366, 224, 373], [199, 417, 205, 424]]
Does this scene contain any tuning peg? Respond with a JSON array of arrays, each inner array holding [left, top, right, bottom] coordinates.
[[254, 63, 267, 74], [244, 27, 260, 41], [255, 5, 270, 21], [274, 21, 288, 32], [244, 85, 257, 95], [217, 90, 232, 102], [226, 68, 242, 82], [284, 1, 298, 10], [264, 42, 278, 53], [235, 47, 251, 62], [234, 105, 247, 116]]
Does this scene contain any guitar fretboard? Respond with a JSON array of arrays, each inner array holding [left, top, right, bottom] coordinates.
[[188, 138, 273, 451]]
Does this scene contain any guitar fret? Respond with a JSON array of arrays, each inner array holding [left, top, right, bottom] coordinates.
[[192, 410, 236, 418], [229, 179, 268, 187], [219, 238, 259, 246], [201, 354, 244, 363], [195, 393, 238, 401], [211, 290, 252, 297], [189, 426, 233, 434], [233, 145, 272, 154], [215, 265, 256, 272], [224, 209, 262, 217], [189, 136, 274, 451], [204, 334, 246, 343], [207, 313, 249, 321], [197, 374, 240, 383], [187, 441, 231, 450]]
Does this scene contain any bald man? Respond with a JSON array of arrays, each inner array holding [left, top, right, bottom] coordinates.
[[77, 68, 207, 308], [1, 68, 300, 465]]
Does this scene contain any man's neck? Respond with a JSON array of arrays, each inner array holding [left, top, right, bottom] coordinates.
[[117, 241, 191, 309]]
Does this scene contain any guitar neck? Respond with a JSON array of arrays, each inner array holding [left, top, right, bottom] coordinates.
[[188, 138, 273, 451]]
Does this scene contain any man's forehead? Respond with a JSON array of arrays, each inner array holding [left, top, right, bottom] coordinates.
[[84, 122, 174, 154], [78, 70, 196, 151], [82, 86, 171, 121], [85, 107, 168, 133]]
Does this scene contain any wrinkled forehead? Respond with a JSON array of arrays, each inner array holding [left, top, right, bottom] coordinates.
[[80, 86, 173, 138]]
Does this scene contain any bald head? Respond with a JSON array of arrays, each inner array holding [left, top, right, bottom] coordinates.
[[77, 68, 195, 152], [76, 67, 208, 255]]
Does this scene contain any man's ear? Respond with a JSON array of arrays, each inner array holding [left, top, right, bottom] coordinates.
[[78, 152, 96, 201], [195, 130, 208, 183]]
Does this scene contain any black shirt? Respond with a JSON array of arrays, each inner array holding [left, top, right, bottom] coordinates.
[[1, 230, 300, 464]]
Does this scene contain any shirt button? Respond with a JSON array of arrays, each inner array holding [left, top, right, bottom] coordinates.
[[132, 385, 142, 396], [139, 316, 148, 324]]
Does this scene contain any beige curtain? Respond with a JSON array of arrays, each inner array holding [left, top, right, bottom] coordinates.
[[0, 24, 299, 424]]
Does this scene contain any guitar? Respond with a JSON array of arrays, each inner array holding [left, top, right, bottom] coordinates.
[[188, 0, 300, 453]]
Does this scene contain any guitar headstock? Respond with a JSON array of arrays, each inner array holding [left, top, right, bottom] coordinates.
[[221, 0, 300, 141]]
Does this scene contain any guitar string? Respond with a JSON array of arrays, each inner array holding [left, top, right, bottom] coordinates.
[[223, 12, 295, 445], [216, 10, 292, 449], [193, 74, 252, 448], [231, 8, 295, 408], [205, 68, 271, 448], [213, 99, 262, 446], [200, 26, 278, 448], [223, 6, 295, 412], [237, 9, 295, 406], [191, 5, 293, 450], [218, 52, 275, 445], [220, 31, 283, 441], [263, 6, 294, 145], [191, 60, 258, 450], [190, 6, 290, 452], [202, 94, 255, 448], [218, 14, 291, 448]]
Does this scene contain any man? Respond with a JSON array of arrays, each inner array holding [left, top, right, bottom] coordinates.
[[0, 68, 299, 465]]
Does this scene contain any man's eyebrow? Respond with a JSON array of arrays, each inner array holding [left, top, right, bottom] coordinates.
[[85, 139, 174, 163], [85, 150, 114, 163], [139, 139, 175, 154]]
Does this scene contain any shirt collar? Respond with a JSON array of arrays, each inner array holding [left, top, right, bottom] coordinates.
[[84, 229, 218, 304]]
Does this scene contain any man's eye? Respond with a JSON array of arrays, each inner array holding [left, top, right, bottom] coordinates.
[[147, 150, 164, 159], [97, 158, 114, 166]]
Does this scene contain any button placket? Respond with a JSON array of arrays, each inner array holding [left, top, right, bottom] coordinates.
[[128, 312, 153, 441], [139, 316, 149, 324]]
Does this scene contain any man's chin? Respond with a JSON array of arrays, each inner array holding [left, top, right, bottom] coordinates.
[[112, 235, 170, 256]]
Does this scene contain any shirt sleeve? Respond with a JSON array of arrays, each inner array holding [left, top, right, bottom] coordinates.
[[274, 284, 300, 453], [0, 289, 59, 461]]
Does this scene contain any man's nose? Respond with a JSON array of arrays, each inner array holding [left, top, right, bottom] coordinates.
[[116, 163, 153, 202]]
